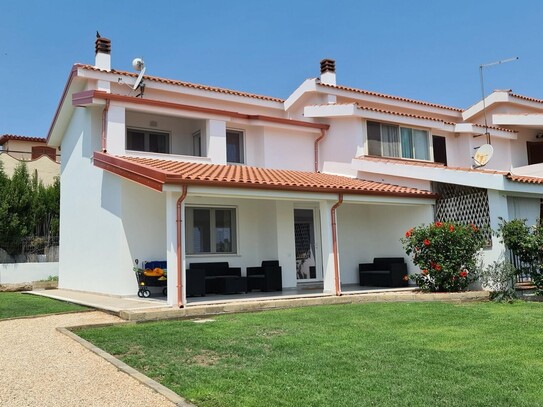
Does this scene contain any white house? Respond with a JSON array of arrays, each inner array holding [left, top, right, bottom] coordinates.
[[47, 36, 542, 306]]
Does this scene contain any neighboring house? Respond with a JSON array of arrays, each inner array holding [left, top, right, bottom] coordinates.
[[0, 134, 60, 186], [47, 36, 542, 306]]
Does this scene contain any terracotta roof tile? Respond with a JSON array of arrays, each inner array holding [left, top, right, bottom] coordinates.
[[507, 174, 543, 184], [76, 64, 284, 103], [95, 153, 435, 198], [509, 92, 543, 105], [355, 104, 455, 125], [472, 123, 517, 134], [357, 156, 509, 175], [317, 82, 463, 112], [0, 134, 46, 145]]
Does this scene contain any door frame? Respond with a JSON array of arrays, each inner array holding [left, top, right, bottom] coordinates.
[[293, 206, 323, 282]]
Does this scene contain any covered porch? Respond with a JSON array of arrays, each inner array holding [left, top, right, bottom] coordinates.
[[94, 152, 435, 307]]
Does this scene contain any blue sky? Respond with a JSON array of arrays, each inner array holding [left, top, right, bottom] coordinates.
[[1, 0, 542, 137]]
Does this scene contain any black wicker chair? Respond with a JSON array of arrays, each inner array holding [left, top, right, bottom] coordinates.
[[247, 260, 283, 292]]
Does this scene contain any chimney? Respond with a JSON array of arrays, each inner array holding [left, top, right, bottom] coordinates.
[[95, 33, 111, 71], [320, 59, 336, 86]]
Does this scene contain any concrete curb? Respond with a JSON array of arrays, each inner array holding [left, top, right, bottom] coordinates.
[[57, 326, 195, 407], [121, 290, 490, 321]]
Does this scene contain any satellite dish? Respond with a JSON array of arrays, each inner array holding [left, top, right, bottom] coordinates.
[[131, 58, 146, 91], [473, 144, 493, 167]]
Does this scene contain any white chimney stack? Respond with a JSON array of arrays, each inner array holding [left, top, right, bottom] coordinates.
[[320, 59, 336, 86], [320, 59, 337, 104], [95, 34, 111, 71]]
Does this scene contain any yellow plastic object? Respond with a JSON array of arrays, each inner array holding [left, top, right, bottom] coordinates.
[[143, 268, 164, 277]]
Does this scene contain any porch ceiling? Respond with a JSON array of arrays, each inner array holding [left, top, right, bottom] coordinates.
[[93, 152, 436, 199]]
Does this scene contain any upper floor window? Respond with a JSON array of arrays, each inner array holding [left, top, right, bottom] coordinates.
[[367, 121, 429, 161], [226, 129, 244, 164], [126, 128, 170, 154]]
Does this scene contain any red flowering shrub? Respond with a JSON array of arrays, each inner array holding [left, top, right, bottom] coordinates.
[[401, 221, 485, 292]]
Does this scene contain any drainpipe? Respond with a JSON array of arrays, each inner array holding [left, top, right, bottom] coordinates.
[[176, 185, 188, 308], [314, 128, 327, 172], [331, 194, 343, 296], [101, 99, 110, 152]]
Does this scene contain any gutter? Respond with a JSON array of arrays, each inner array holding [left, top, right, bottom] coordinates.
[[176, 185, 188, 308], [314, 128, 327, 172], [331, 194, 343, 296]]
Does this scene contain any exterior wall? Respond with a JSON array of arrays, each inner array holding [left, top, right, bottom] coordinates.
[[183, 196, 300, 286], [0, 153, 59, 186], [0, 262, 59, 284], [58, 107, 132, 295], [320, 118, 363, 169], [261, 128, 315, 171], [337, 203, 433, 285]]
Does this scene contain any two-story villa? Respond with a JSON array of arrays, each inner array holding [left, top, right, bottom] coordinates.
[[47, 36, 542, 306]]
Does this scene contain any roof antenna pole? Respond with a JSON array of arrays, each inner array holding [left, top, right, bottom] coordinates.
[[479, 57, 519, 144]]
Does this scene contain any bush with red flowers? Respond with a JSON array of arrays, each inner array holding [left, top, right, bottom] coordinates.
[[401, 221, 485, 292]]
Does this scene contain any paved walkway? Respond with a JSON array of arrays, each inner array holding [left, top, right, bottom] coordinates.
[[0, 312, 180, 407]]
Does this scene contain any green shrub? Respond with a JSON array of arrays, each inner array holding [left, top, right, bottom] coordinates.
[[498, 217, 543, 294], [401, 221, 485, 292]]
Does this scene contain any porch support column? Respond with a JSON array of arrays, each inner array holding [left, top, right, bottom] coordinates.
[[166, 191, 185, 306], [484, 189, 509, 266], [319, 200, 341, 294]]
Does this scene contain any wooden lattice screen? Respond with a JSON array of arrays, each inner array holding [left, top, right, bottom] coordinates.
[[433, 182, 492, 243]]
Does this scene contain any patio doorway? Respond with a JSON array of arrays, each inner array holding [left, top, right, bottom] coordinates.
[[294, 208, 321, 282]]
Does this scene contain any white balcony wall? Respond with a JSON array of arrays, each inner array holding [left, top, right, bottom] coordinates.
[[320, 118, 363, 170]]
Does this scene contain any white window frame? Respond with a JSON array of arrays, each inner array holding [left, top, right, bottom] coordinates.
[[366, 121, 431, 161], [185, 206, 238, 255], [126, 127, 170, 154], [226, 128, 245, 164]]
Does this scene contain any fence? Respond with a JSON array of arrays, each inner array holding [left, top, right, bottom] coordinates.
[[508, 251, 533, 284], [0, 236, 59, 264]]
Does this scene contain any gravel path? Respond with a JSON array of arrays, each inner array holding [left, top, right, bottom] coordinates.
[[0, 311, 178, 407]]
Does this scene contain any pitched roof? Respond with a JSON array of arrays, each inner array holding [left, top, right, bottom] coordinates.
[[509, 92, 543, 105], [93, 152, 435, 198], [357, 156, 509, 175], [317, 82, 463, 112], [76, 64, 285, 103], [507, 174, 543, 184], [0, 135, 46, 145]]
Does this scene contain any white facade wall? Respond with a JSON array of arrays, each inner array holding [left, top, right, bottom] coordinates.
[[261, 128, 315, 171], [0, 262, 59, 284], [58, 107, 131, 295], [320, 118, 363, 170], [337, 203, 433, 284]]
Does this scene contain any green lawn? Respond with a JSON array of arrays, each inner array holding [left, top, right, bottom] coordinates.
[[0, 292, 88, 319], [77, 301, 543, 407]]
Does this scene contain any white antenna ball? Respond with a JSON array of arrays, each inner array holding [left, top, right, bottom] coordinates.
[[132, 58, 145, 71]]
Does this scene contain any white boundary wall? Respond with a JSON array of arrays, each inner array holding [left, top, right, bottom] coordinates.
[[0, 262, 59, 284]]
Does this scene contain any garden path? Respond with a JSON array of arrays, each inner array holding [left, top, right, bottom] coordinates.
[[0, 311, 177, 407]]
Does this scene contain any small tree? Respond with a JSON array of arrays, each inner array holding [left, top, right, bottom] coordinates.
[[498, 218, 543, 294], [401, 221, 485, 292]]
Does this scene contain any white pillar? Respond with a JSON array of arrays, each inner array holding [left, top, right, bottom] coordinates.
[[105, 105, 126, 155], [483, 189, 509, 266], [319, 200, 340, 294], [276, 201, 296, 288], [206, 119, 227, 164], [166, 191, 185, 306]]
